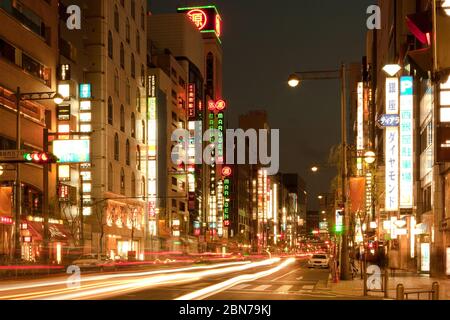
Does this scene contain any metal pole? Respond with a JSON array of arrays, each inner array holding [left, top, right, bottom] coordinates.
[[340, 63, 351, 280], [79, 171, 84, 253], [43, 128, 49, 264], [13, 87, 22, 262]]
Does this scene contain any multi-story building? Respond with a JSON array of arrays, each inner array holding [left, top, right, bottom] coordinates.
[[56, 0, 149, 260], [359, 0, 450, 277], [0, 0, 60, 262]]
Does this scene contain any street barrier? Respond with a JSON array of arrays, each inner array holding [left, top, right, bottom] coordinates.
[[396, 282, 440, 300]]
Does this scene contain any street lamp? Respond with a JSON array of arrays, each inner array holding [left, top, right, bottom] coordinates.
[[382, 64, 402, 77], [364, 151, 376, 164], [288, 74, 301, 88], [311, 166, 319, 173], [287, 65, 352, 280], [12, 87, 64, 262]]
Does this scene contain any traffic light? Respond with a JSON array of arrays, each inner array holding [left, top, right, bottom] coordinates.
[[23, 152, 58, 164]]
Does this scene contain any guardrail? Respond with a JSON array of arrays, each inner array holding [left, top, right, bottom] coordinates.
[[396, 282, 440, 300]]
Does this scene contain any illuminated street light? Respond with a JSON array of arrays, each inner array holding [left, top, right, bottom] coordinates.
[[53, 93, 65, 105], [311, 166, 319, 173], [288, 74, 301, 88], [318, 195, 323, 200], [364, 151, 376, 164], [382, 64, 401, 77]]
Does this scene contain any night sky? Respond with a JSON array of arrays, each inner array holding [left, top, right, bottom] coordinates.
[[149, 0, 375, 210]]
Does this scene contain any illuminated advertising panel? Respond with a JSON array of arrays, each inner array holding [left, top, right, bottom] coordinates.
[[421, 243, 430, 272], [178, 5, 222, 39], [79, 84, 91, 99], [400, 76, 414, 208], [357, 82, 364, 151], [148, 75, 157, 221], [53, 140, 90, 163], [188, 84, 196, 119], [385, 78, 399, 211], [335, 209, 343, 233]]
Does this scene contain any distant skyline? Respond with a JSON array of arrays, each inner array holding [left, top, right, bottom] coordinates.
[[148, 0, 374, 209]]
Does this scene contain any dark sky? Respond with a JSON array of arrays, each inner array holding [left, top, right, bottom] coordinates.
[[149, 0, 374, 210]]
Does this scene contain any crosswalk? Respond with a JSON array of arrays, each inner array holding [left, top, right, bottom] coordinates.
[[230, 283, 316, 294]]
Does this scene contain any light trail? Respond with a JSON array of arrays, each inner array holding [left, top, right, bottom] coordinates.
[[175, 258, 296, 300], [0, 260, 250, 295], [36, 258, 281, 300]]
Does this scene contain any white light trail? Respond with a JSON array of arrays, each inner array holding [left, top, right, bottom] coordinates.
[[175, 258, 296, 300]]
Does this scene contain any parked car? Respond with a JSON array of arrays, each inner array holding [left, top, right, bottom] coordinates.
[[72, 254, 116, 271], [307, 254, 330, 269]]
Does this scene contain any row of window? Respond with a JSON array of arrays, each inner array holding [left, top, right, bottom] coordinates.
[[114, 133, 142, 170], [0, 37, 51, 86], [116, 1, 145, 32], [107, 97, 145, 139], [108, 163, 145, 197], [108, 31, 145, 85]]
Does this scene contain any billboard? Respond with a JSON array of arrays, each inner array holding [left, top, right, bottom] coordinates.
[[53, 140, 90, 163]]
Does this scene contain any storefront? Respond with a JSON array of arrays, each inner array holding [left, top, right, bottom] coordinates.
[[0, 186, 13, 260], [20, 217, 70, 264], [104, 201, 145, 260]]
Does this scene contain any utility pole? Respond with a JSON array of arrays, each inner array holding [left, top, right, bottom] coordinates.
[[340, 63, 351, 280], [13, 87, 22, 262], [43, 128, 50, 264]]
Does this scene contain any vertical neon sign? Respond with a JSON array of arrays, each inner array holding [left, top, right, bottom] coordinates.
[[385, 78, 399, 211], [400, 76, 414, 208], [148, 75, 157, 236]]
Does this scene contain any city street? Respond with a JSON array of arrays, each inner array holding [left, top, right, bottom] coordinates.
[[0, 256, 380, 300]]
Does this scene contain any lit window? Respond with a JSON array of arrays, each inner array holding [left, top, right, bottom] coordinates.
[[441, 108, 450, 122], [80, 124, 92, 132], [82, 183, 92, 193], [80, 101, 91, 111], [83, 207, 92, 216], [58, 165, 70, 180], [58, 84, 70, 98], [79, 112, 92, 122], [81, 171, 92, 181], [441, 91, 450, 106], [58, 124, 70, 133]]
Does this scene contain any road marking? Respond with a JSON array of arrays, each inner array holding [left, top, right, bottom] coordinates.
[[275, 285, 293, 293], [252, 285, 272, 291], [232, 284, 251, 290], [271, 268, 302, 282], [296, 276, 303, 280], [301, 285, 315, 292]]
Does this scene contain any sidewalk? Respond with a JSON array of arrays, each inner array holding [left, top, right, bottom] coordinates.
[[327, 272, 450, 300]]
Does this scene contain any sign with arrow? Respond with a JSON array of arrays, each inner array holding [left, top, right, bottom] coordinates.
[[377, 114, 400, 128]]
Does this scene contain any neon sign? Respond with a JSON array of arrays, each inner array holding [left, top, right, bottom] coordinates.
[[187, 10, 208, 30], [208, 99, 226, 112], [178, 5, 222, 39], [385, 78, 399, 211], [222, 166, 232, 177], [188, 84, 196, 119], [400, 76, 414, 208]]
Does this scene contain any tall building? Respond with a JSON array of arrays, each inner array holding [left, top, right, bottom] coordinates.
[[360, 0, 450, 276], [0, 0, 59, 262], [54, 0, 149, 260]]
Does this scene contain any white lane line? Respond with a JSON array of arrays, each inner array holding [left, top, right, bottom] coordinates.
[[252, 285, 272, 291], [232, 284, 251, 290], [301, 284, 315, 292], [271, 267, 302, 282], [296, 276, 303, 280], [275, 285, 293, 293], [175, 258, 296, 300]]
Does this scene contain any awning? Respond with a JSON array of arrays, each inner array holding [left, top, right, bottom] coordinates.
[[407, 47, 432, 76], [406, 11, 432, 45], [21, 220, 70, 242]]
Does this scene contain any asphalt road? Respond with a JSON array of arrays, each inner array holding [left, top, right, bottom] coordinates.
[[110, 258, 357, 300], [0, 258, 375, 300]]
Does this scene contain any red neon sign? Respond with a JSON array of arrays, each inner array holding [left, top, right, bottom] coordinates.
[[222, 166, 232, 177], [208, 99, 226, 112], [0, 216, 13, 225], [187, 9, 208, 30], [188, 84, 196, 118]]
